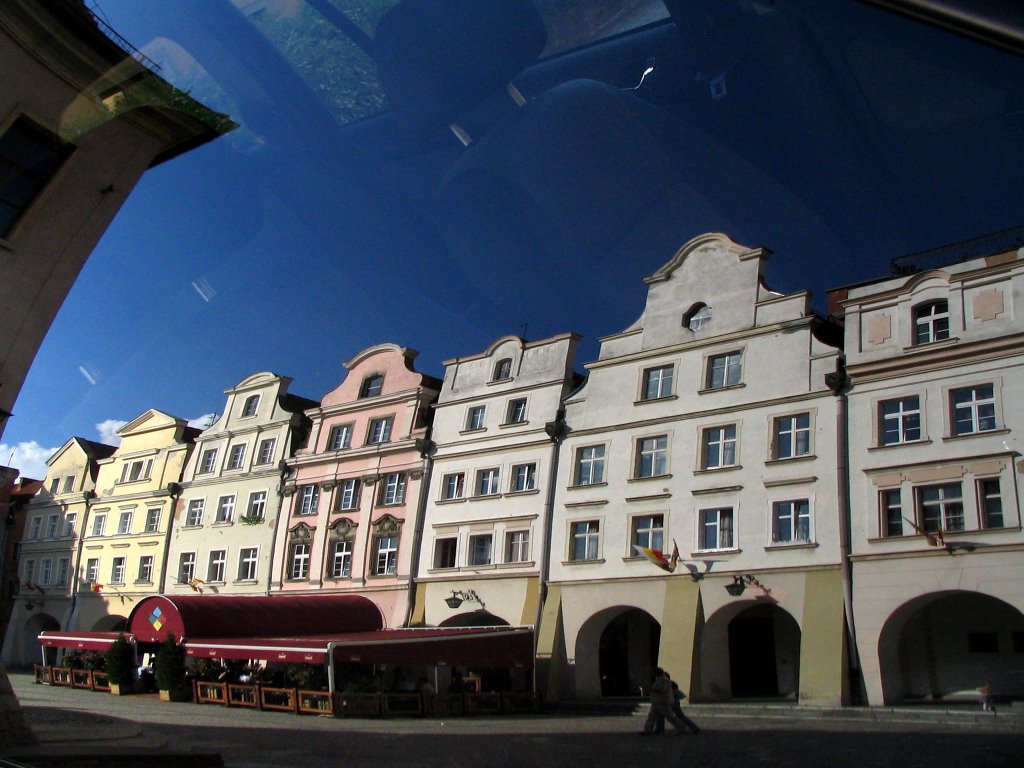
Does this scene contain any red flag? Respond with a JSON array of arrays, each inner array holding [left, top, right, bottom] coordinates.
[[903, 517, 944, 547]]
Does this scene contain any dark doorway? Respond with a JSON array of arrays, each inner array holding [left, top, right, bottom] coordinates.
[[599, 609, 661, 697], [729, 614, 778, 697]]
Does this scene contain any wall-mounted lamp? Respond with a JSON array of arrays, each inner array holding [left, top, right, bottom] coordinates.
[[444, 589, 485, 610], [724, 574, 772, 598]]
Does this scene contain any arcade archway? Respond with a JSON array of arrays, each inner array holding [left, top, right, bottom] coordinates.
[[90, 615, 127, 632], [877, 591, 1024, 704], [19, 612, 59, 665], [576, 607, 660, 698]]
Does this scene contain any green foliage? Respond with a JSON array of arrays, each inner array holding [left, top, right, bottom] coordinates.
[[104, 634, 135, 686], [154, 635, 187, 692], [192, 657, 224, 682]]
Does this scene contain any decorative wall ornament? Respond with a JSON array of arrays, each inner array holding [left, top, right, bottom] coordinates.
[[372, 514, 403, 537], [329, 517, 358, 539], [288, 522, 313, 542]]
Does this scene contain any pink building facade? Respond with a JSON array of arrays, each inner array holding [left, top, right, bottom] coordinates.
[[272, 344, 441, 628]]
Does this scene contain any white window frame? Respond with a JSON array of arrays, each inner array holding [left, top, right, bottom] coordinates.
[[381, 473, 406, 506], [56, 557, 70, 585], [29, 516, 42, 539], [373, 536, 398, 576], [701, 425, 737, 470], [881, 488, 904, 537], [215, 495, 236, 523], [360, 373, 385, 398], [329, 423, 354, 450], [772, 412, 811, 459], [574, 444, 606, 486], [368, 416, 393, 444], [434, 537, 458, 569], [466, 405, 486, 431], [90, 513, 106, 537], [441, 473, 465, 500], [950, 383, 997, 436], [145, 508, 161, 533], [199, 448, 218, 474], [329, 539, 353, 578], [635, 435, 669, 478], [770, 499, 813, 544], [40, 559, 52, 586], [511, 463, 537, 493], [179, 552, 197, 583], [63, 512, 76, 537], [227, 443, 246, 470], [241, 394, 261, 417], [493, 358, 512, 381], [505, 398, 528, 424], [468, 533, 493, 566], [706, 351, 743, 389], [916, 483, 964, 533], [506, 530, 530, 563], [641, 364, 674, 400], [119, 458, 153, 484], [208, 550, 227, 583], [879, 396, 922, 446], [45, 514, 58, 538], [297, 485, 319, 516], [247, 490, 268, 520], [117, 510, 133, 535], [289, 543, 310, 580], [913, 300, 950, 345], [569, 520, 601, 561], [185, 499, 205, 527], [978, 478, 1004, 529], [110, 557, 126, 585], [256, 437, 276, 465], [476, 468, 501, 496], [238, 548, 259, 581], [62, 474, 75, 494], [631, 514, 665, 552], [338, 478, 360, 510], [85, 558, 99, 584], [698, 507, 735, 551], [137, 555, 154, 583]]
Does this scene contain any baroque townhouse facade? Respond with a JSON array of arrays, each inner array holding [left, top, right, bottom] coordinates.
[[273, 345, 441, 627], [72, 410, 197, 633], [2, 438, 114, 666], [411, 334, 580, 642], [540, 233, 847, 705], [168, 373, 317, 598], [836, 241, 1024, 706]]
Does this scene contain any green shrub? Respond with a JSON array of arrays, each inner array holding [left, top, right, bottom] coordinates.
[[104, 634, 136, 686], [154, 635, 187, 692]]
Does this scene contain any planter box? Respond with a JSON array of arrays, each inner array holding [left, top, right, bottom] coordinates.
[[159, 687, 193, 702], [298, 689, 334, 715], [71, 669, 93, 689], [383, 693, 423, 717], [337, 693, 381, 717], [33, 665, 52, 685], [227, 683, 260, 708], [194, 680, 227, 705], [109, 681, 136, 696], [259, 686, 297, 713], [91, 671, 110, 691], [50, 668, 73, 686]]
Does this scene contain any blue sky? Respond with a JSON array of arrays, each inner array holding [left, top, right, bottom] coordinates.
[[4, 0, 1023, 479]]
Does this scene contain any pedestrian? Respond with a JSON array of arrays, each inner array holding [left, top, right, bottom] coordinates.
[[639, 668, 692, 735], [979, 681, 996, 714], [652, 680, 701, 734]]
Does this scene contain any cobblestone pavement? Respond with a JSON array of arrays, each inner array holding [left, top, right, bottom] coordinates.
[[4, 672, 1022, 768]]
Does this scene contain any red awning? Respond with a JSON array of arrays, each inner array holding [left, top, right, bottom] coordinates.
[[38, 631, 135, 651], [182, 626, 534, 668], [126, 593, 384, 643]]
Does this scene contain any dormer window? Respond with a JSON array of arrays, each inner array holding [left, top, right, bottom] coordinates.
[[913, 300, 949, 345], [493, 358, 512, 381], [684, 303, 713, 332], [360, 374, 385, 398], [241, 394, 260, 418]]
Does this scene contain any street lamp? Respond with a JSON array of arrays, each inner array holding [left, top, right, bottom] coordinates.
[[724, 574, 772, 598], [445, 589, 485, 610]]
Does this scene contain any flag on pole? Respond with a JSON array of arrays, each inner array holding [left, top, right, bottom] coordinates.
[[633, 545, 676, 572], [902, 517, 945, 547]]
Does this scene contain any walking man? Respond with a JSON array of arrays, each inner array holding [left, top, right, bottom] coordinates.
[[639, 668, 697, 735]]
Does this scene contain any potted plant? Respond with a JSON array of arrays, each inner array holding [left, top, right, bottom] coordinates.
[[154, 634, 191, 701], [104, 633, 136, 695]]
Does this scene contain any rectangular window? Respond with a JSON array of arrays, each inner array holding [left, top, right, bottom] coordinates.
[[246, 491, 267, 520], [373, 536, 398, 575], [574, 445, 605, 486], [914, 301, 950, 345], [880, 396, 921, 445], [179, 553, 196, 584], [111, 557, 126, 584], [56, 558, 70, 586], [216, 495, 236, 523], [951, 384, 996, 435], [506, 530, 530, 563], [434, 537, 457, 569], [360, 374, 385, 398], [632, 514, 665, 552], [476, 468, 500, 496], [48, 478, 59, 495], [289, 543, 310, 579], [238, 548, 258, 581], [329, 423, 354, 450], [90, 513, 105, 537], [40, 559, 52, 586], [707, 351, 742, 389], [208, 550, 227, 582], [227, 443, 246, 469], [771, 499, 812, 544], [185, 499, 205, 527], [979, 479, 1004, 529], [23, 560, 35, 585], [699, 507, 734, 550], [506, 398, 528, 424], [119, 459, 152, 484], [137, 555, 154, 583], [145, 508, 161, 533], [0, 116, 74, 238], [642, 365, 674, 400], [338, 479, 360, 510], [256, 437, 276, 465], [368, 416, 393, 444], [45, 514, 58, 538], [29, 517, 42, 539], [85, 558, 99, 584], [381, 473, 406, 505], [917, 483, 964, 533], [636, 435, 668, 478], [882, 489, 903, 537], [199, 448, 218, 474], [570, 520, 600, 561], [773, 413, 811, 459], [466, 405, 486, 431], [64, 512, 77, 537], [329, 540, 353, 578], [117, 510, 133, 535], [442, 473, 465, 500], [62, 475, 75, 494], [297, 485, 319, 515], [702, 426, 737, 469], [493, 358, 512, 381], [511, 463, 537, 493], [469, 534, 493, 566]]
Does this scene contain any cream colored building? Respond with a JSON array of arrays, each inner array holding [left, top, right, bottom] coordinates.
[[541, 233, 847, 704], [167, 373, 317, 598], [837, 238, 1024, 705], [411, 333, 580, 637], [1, 437, 114, 665], [0, 1, 231, 439], [72, 410, 197, 632]]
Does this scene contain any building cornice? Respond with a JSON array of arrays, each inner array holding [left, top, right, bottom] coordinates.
[[847, 333, 1024, 383]]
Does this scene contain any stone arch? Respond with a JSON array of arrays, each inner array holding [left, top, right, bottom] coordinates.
[[575, 606, 660, 698], [877, 590, 1024, 704], [438, 610, 508, 628], [701, 600, 801, 700], [90, 614, 128, 632], [18, 612, 60, 665]]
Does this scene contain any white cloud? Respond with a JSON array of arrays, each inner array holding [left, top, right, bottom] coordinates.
[[95, 419, 128, 446], [188, 413, 217, 430], [0, 441, 60, 481]]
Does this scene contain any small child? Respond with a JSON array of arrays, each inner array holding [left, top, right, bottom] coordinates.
[[979, 682, 995, 714]]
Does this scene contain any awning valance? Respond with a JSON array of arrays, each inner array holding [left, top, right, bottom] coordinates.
[[38, 631, 135, 651]]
